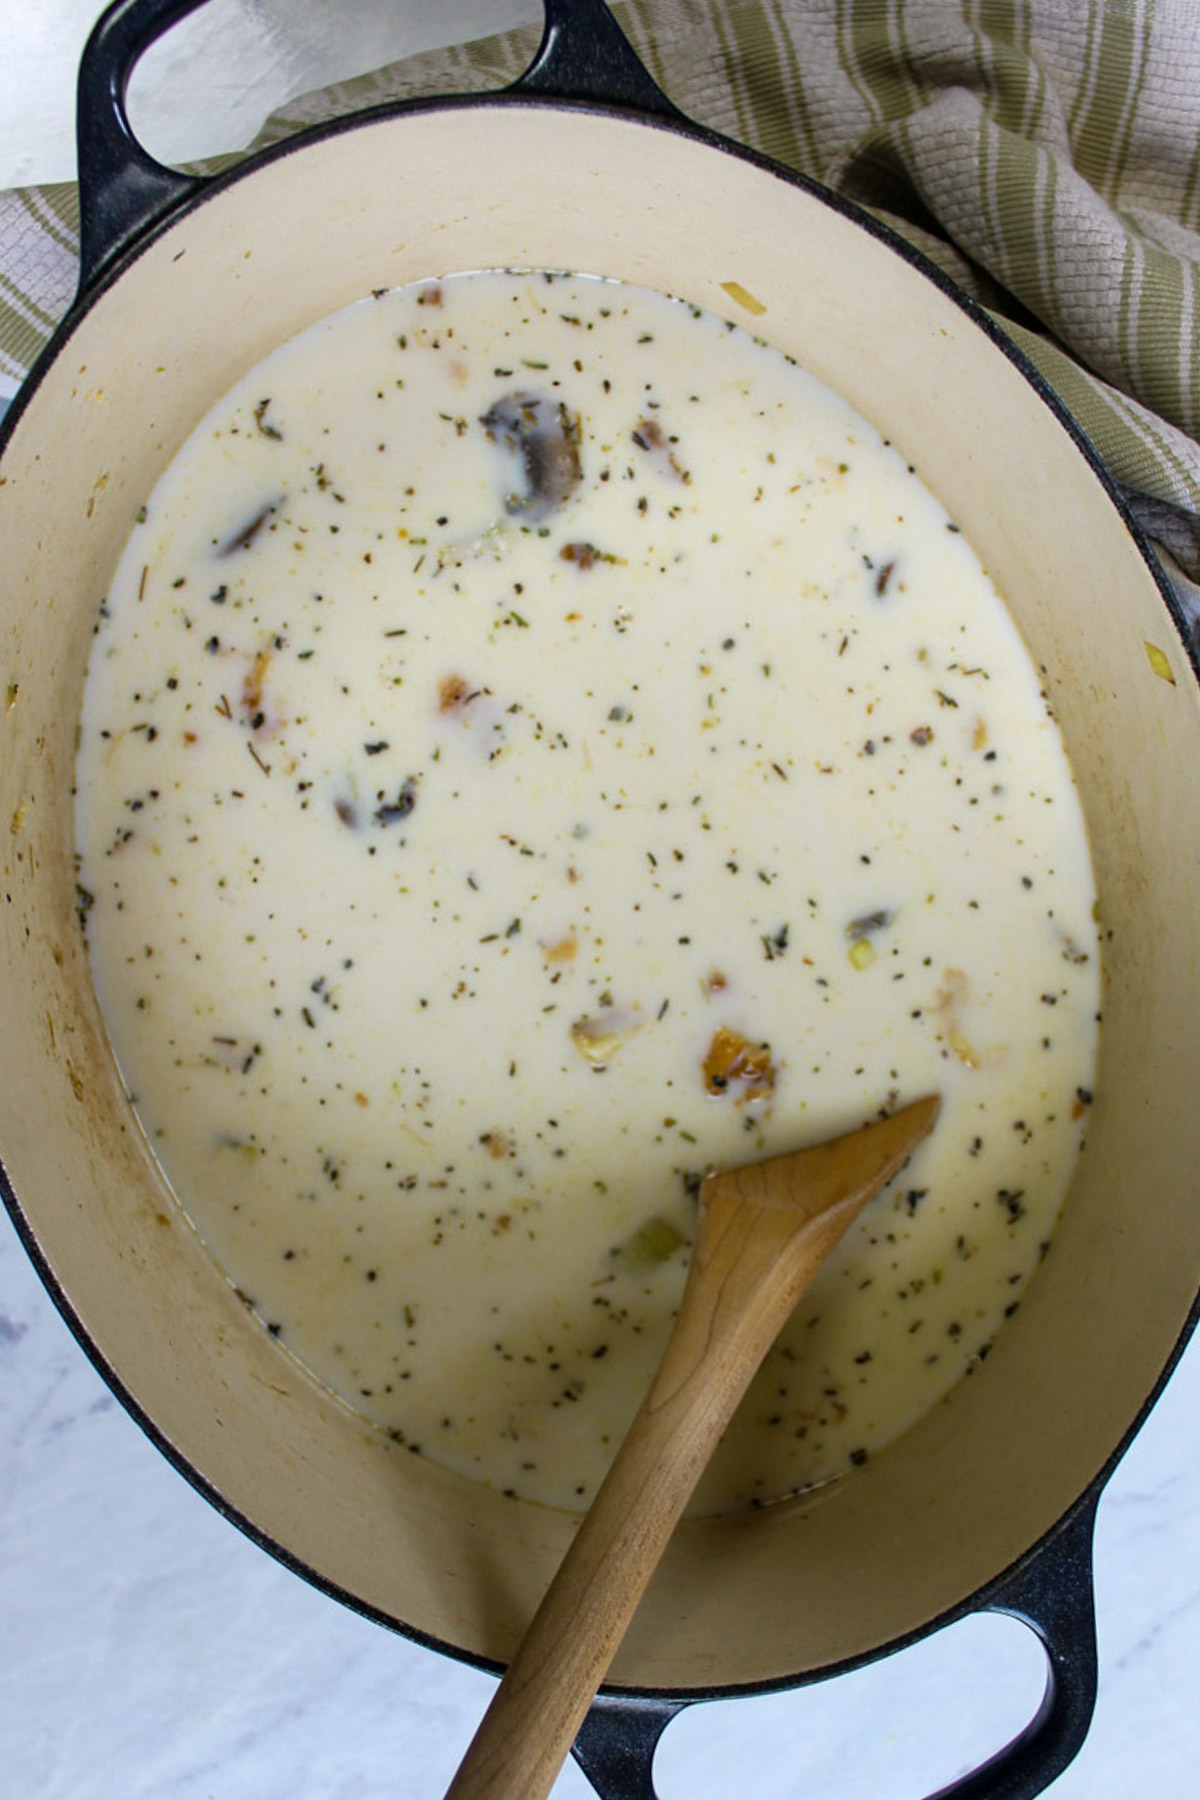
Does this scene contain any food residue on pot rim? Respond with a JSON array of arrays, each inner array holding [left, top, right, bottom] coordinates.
[[73, 269, 1100, 1516]]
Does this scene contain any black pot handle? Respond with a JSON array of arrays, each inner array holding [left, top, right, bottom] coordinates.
[[572, 1696, 691, 1799], [514, 0, 682, 120], [75, 0, 207, 291], [73, 0, 681, 296], [571, 1496, 1099, 1800]]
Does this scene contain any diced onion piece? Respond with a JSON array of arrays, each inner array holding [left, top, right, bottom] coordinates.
[[570, 1006, 644, 1067]]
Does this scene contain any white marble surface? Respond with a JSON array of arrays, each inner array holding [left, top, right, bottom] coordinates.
[[0, 0, 546, 185], [3, 4, 1200, 1796]]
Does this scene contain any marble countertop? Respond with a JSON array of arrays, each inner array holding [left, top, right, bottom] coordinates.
[[3, 6, 1200, 1796]]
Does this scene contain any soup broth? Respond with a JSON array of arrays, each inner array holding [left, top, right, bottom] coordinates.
[[74, 270, 1099, 1514]]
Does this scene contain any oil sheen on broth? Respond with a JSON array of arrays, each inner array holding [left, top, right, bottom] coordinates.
[[75, 271, 1100, 1515]]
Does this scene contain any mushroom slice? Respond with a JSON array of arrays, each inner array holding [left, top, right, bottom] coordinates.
[[480, 391, 583, 521]]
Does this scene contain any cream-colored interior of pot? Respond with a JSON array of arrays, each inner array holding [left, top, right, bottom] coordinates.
[[3, 104, 1199, 1693]]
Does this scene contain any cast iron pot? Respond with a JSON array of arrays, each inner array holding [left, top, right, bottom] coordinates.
[[3, 2, 1200, 1793]]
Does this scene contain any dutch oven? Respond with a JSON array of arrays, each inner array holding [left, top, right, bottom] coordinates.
[[2, 2, 1199, 1793]]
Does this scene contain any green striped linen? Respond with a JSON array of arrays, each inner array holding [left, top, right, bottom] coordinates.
[[3, 0, 1199, 596]]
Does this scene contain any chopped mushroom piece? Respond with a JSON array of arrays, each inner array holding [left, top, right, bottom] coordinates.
[[480, 392, 583, 520], [702, 1026, 776, 1105]]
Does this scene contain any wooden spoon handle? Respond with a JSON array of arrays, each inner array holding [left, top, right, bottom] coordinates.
[[445, 1198, 861, 1799], [445, 1097, 939, 1800]]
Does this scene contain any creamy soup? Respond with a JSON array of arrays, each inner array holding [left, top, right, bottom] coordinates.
[[74, 270, 1099, 1515]]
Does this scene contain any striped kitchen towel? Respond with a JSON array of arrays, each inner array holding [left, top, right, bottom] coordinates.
[[3, 0, 1199, 594]]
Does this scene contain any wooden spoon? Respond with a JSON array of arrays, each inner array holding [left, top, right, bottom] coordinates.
[[445, 1093, 940, 1800]]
